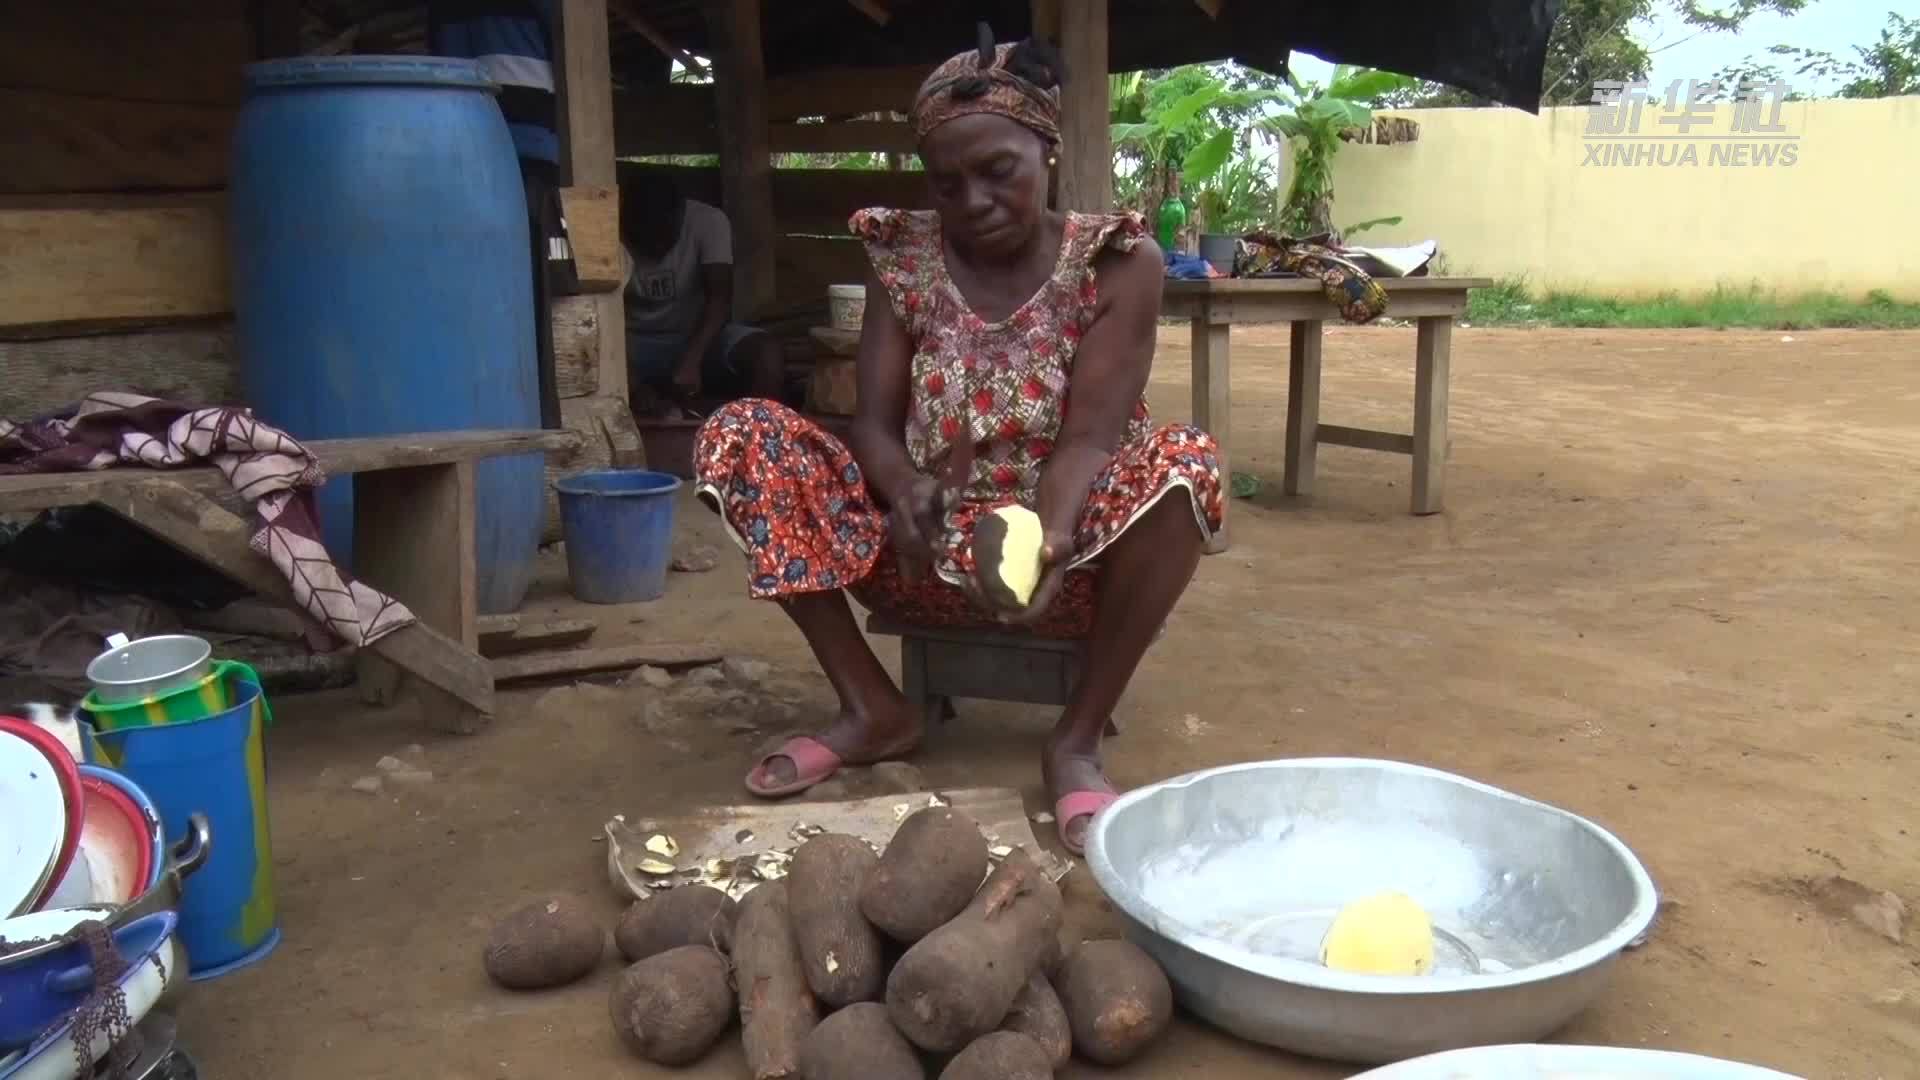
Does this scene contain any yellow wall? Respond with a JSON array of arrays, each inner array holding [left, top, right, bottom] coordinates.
[[1325, 96, 1920, 300]]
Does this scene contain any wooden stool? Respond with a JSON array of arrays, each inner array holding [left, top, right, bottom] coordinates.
[[863, 613, 1119, 735], [806, 326, 859, 416]]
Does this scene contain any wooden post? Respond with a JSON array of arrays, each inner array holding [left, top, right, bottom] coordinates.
[[353, 462, 481, 729], [555, 0, 628, 404], [1282, 319, 1323, 498], [1191, 310, 1230, 552], [708, 0, 777, 320], [1054, 0, 1110, 212], [1412, 316, 1452, 515]]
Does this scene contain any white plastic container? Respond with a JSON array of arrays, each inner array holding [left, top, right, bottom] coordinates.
[[828, 284, 865, 330]]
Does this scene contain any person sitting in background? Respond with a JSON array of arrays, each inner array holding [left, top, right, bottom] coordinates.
[[621, 174, 786, 416]]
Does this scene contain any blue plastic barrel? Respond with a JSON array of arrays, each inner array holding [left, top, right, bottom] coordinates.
[[554, 470, 684, 603], [229, 57, 543, 614], [87, 670, 279, 980]]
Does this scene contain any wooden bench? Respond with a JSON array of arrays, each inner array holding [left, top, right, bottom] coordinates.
[[864, 613, 1119, 736], [0, 429, 580, 733]]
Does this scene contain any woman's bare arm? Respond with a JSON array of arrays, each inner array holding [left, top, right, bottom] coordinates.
[[848, 265, 920, 507], [1033, 235, 1165, 545]]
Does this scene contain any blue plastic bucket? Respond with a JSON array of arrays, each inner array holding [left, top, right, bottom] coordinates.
[[86, 672, 279, 980], [554, 469, 683, 603]]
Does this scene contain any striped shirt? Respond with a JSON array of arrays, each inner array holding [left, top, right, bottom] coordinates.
[[427, 0, 559, 165]]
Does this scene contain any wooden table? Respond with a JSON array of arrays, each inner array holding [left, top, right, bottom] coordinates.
[[0, 429, 579, 733], [1162, 277, 1491, 543]]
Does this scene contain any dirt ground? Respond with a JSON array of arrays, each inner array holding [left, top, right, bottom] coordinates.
[[173, 327, 1919, 1079]]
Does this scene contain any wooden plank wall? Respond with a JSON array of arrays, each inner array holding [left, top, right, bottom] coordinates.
[[0, 2, 252, 416], [0, 2, 250, 196], [0, 325, 240, 419]]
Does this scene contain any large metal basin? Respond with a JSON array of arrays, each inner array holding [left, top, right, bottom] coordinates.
[[1085, 758, 1659, 1066]]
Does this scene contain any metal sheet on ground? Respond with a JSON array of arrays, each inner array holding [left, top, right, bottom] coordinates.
[[604, 786, 1067, 901]]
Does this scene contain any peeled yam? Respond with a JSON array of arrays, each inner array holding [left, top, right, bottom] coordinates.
[[972, 504, 1045, 608], [1319, 891, 1435, 976]]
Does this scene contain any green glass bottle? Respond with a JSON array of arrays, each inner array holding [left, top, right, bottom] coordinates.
[[1156, 172, 1188, 252]]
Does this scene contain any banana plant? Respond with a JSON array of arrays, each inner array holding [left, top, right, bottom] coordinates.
[[1110, 66, 1284, 199], [1265, 64, 1416, 238]]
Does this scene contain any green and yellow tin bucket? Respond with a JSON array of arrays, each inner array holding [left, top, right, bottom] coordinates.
[[81, 658, 260, 731], [85, 665, 280, 979]]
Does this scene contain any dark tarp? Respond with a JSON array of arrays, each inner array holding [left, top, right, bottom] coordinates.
[[741, 0, 1564, 113], [306, 0, 1564, 112]]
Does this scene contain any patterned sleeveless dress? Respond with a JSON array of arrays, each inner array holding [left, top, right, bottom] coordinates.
[[692, 208, 1224, 638]]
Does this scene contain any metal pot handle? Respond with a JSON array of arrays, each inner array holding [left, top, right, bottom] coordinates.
[[168, 813, 212, 879]]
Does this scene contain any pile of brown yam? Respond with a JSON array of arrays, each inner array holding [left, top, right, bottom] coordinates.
[[481, 805, 1174, 1078]]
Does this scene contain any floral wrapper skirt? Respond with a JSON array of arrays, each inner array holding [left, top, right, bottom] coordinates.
[[692, 401, 1224, 639]]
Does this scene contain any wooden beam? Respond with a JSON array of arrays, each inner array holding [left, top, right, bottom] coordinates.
[[1317, 423, 1414, 455], [353, 460, 480, 729], [551, 294, 603, 398], [554, 0, 629, 401], [616, 114, 915, 157], [0, 90, 234, 195], [556, 185, 623, 292], [1031, 0, 1062, 208], [613, 64, 929, 126], [707, 0, 776, 318], [1412, 316, 1452, 515], [1055, 0, 1111, 211], [846, 0, 891, 24], [0, 429, 581, 516], [0, 323, 238, 419], [493, 642, 724, 683], [609, 0, 708, 79], [0, 196, 229, 332], [479, 617, 597, 657], [7, 5, 251, 105]]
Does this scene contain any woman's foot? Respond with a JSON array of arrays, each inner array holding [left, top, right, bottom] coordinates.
[[745, 699, 922, 797], [1043, 735, 1118, 856]]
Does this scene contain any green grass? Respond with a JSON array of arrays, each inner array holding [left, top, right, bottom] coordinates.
[[1464, 281, 1920, 331]]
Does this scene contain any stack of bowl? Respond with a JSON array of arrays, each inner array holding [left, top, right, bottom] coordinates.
[[0, 686, 208, 1077]]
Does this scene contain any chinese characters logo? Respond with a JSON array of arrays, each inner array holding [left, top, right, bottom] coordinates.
[[1583, 79, 1799, 167]]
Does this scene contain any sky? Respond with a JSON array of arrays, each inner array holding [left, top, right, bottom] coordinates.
[[1285, 0, 1911, 101]]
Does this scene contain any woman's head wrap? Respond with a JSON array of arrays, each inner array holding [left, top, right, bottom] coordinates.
[[911, 24, 1065, 145]]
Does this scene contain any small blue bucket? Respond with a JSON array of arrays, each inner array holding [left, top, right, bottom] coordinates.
[[85, 672, 279, 980], [554, 469, 683, 603]]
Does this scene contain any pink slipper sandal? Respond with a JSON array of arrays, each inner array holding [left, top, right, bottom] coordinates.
[[1054, 790, 1120, 858], [745, 736, 844, 798]]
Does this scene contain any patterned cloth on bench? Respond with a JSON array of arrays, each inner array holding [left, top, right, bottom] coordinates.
[[0, 392, 416, 648]]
